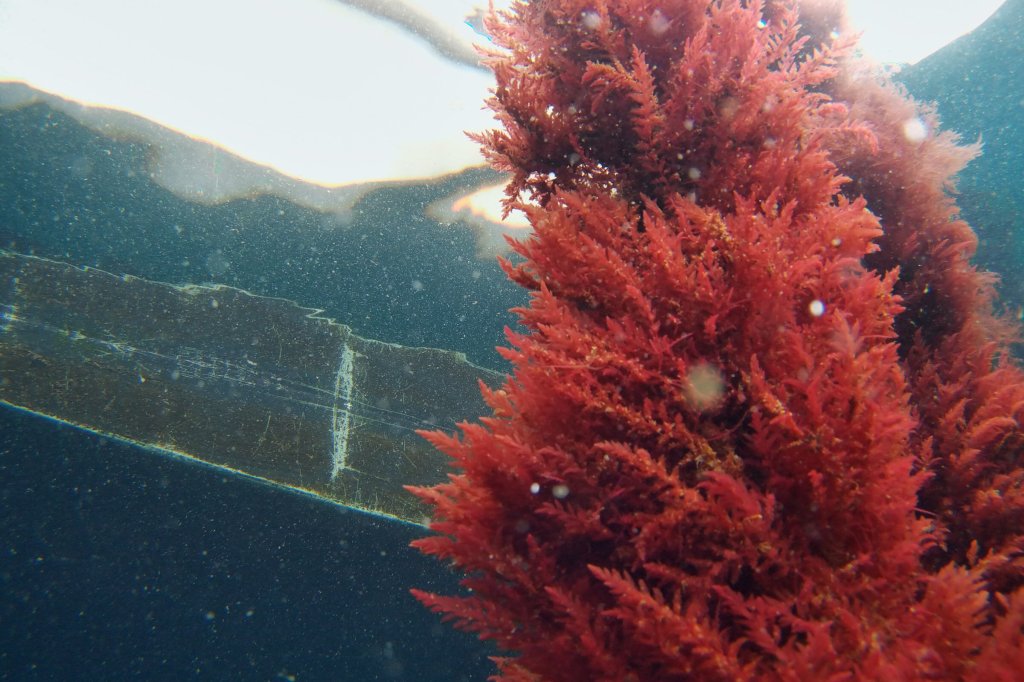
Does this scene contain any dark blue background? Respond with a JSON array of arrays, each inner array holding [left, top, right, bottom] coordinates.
[[0, 406, 493, 680]]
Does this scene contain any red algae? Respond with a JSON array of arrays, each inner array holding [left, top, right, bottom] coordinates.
[[408, 2, 1024, 679]]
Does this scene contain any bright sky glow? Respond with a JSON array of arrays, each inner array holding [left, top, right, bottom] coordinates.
[[846, 0, 1003, 65], [0, 0, 494, 186], [0, 0, 1008, 192]]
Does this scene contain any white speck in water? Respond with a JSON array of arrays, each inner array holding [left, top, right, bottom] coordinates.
[[902, 117, 928, 143], [649, 9, 670, 35], [685, 363, 725, 411], [580, 11, 602, 31]]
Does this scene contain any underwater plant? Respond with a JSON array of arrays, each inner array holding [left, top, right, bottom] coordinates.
[[410, 1, 1024, 678]]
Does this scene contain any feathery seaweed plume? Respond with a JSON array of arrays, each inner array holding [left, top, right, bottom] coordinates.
[[827, 68, 1024, 600], [408, 1, 1024, 678]]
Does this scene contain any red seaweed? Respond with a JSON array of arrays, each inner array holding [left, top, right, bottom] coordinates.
[[408, 2, 1024, 678]]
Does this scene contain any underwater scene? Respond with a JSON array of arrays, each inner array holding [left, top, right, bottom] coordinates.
[[1, 0, 1023, 679]]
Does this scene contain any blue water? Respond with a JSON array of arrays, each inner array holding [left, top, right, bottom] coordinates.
[[0, 101, 504, 680], [0, 407, 493, 680], [899, 0, 1024, 311]]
